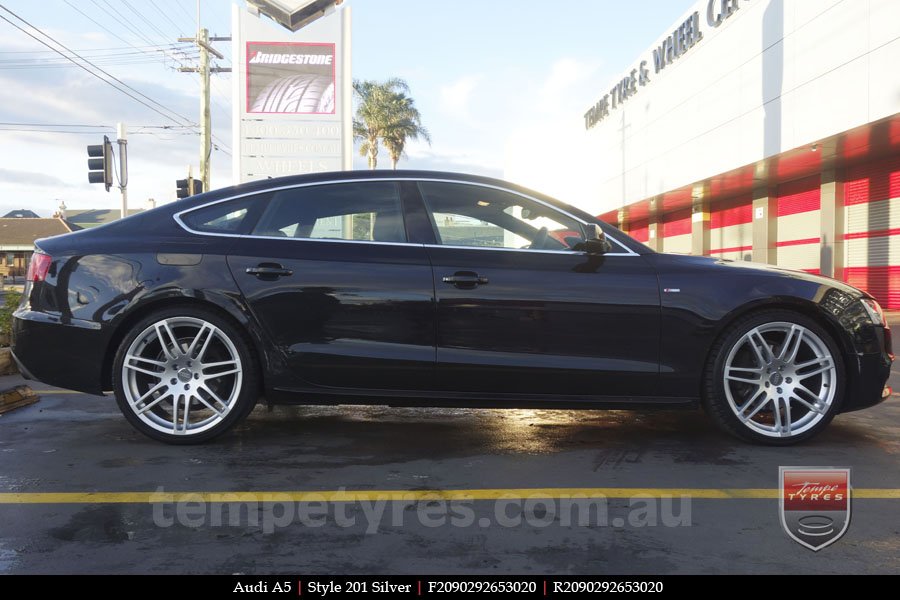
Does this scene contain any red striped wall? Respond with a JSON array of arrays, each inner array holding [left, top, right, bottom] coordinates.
[[845, 266, 900, 309], [777, 176, 821, 216], [842, 155, 900, 309], [710, 195, 753, 229], [662, 208, 691, 237], [845, 156, 900, 206], [629, 219, 649, 243]]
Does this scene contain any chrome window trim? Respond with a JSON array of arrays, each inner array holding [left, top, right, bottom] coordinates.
[[172, 177, 639, 257]]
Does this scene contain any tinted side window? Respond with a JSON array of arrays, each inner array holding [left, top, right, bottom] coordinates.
[[252, 182, 406, 243], [418, 182, 585, 251], [181, 195, 266, 234]]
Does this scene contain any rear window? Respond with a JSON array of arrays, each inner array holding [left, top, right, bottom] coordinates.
[[180, 195, 266, 234]]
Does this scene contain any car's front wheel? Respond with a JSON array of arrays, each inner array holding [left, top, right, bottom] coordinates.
[[112, 306, 258, 444], [703, 310, 844, 445]]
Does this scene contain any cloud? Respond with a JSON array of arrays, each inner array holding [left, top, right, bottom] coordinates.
[[351, 138, 502, 178], [438, 75, 481, 122], [0, 168, 70, 187], [537, 57, 604, 114]]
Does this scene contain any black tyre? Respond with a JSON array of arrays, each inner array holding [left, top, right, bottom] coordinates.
[[112, 306, 259, 444], [250, 74, 334, 113], [702, 310, 845, 445]]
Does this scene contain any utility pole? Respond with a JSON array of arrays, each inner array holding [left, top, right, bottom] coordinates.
[[117, 122, 128, 219], [179, 30, 231, 193]]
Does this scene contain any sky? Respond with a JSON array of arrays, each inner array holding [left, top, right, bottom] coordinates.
[[0, 0, 691, 217]]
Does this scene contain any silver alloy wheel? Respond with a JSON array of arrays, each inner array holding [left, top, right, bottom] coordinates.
[[121, 317, 243, 436], [723, 321, 837, 438]]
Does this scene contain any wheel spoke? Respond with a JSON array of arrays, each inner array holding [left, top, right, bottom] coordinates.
[[789, 393, 826, 415], [726, 366, 764, 384], [131, 381, 166, 408], [182, 395, 190, 431], [136, 390, 172, 415], [737, 390, 769, 422], [772, 396, 784, 432], [779, 397, 792, 436], [778, 325, 804, 363], [204, 367, 240, 379], [195, 327, 215, 362], [192, 393, 225, 417], [797, 359, 833, 379], [186, 323, 213, 360], [154, 321, 180, 360], [201, 359, 238, 369], [125, 354, 166, 368], [199, 383, 229, 410], [746, 329, 773, 366], [124, 363, 164, 378]]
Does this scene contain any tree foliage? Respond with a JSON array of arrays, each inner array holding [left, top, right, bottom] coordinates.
[[353, 78, 430, 169]]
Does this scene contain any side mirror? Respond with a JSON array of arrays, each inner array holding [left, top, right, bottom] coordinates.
[[576, 224, 613, 255]]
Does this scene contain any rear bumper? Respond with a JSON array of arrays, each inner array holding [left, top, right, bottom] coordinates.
[[12, 309, 108, 395]]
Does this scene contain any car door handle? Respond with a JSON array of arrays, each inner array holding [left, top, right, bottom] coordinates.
[[442, 272, 488, 288], [246, 264, 293, 278]]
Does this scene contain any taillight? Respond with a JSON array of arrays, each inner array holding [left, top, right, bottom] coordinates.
[[26, 251, 51, 282]]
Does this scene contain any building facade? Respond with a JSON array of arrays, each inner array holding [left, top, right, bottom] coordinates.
[[584, 0, 900, 309], [0, 218, 73, 278]]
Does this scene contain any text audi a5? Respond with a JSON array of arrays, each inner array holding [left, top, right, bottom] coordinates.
[[12, 171, 893, 444]]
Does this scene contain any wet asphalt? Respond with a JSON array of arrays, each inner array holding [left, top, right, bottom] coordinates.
[[0, 321, 898, 574]]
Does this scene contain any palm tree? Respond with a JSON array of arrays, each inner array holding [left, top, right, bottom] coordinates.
[[382, 93, 431, 170], [353, 78, 407, 169], [353, 78, 430, 170]]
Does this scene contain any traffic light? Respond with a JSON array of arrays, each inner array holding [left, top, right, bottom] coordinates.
[[87, 136, 113, 191], [176, 177, 190, 199], [176, 175, 204, 198]]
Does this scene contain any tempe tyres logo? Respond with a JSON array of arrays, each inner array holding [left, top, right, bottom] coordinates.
[[779, 467, 851, 551]]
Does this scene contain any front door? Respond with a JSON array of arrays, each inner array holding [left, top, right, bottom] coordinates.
[[416, 181, 660, 398]]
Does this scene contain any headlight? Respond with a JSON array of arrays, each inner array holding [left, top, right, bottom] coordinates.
[[860, 298, 885, 327]]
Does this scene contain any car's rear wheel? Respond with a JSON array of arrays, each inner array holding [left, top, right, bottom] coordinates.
[[112, 306, 258, 444], [703, 310, 844, 445]]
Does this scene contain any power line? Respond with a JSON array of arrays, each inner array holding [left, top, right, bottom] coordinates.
[[0, 42, 192, 54], [63, 0, 201, 76], [96, 0, 158, 47], [169, 0, 197, 28], [62, 0, 196, 71], [148, 0, 185, 36], [0, 4, 197, 129], [0, 128, 112, 134], [0, 122, 198, 129], [0, 122, 112, 127], [122, 0, 173, 42]]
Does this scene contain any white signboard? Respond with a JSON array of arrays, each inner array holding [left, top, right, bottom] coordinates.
[[232, 3, 351, 183]]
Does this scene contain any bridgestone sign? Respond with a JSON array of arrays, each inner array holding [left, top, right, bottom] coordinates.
[[232, 4, 351, 182]]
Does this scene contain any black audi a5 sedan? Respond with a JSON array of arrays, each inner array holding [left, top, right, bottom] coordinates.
[[12, 171, 893, 445]]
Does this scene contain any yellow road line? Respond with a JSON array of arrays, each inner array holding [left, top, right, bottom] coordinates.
[[0, 487, 898, 504]]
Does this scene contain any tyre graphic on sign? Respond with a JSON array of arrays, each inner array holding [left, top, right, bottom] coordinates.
[[246, 42, 335, 114]]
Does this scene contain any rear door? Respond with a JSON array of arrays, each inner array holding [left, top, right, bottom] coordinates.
[[222, 180, 436, 391]]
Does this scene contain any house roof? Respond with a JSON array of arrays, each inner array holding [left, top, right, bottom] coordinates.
[[0, 218, 73, 250], [66, 208, 142, 227], [2, 209, 41, 218]]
